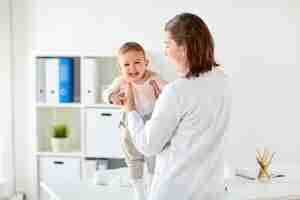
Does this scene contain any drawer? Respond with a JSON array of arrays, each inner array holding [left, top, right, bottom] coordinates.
[[85, 108, 123, 158], [39, 157, 81, 183]]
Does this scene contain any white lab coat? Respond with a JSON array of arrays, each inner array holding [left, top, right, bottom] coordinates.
[[128, 68, 231, 200]]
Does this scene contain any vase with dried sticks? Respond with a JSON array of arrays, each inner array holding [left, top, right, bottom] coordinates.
[[256, 149, 275, 182]]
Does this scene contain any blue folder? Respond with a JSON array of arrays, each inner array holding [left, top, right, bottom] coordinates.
[[59, 58, 74, 103]]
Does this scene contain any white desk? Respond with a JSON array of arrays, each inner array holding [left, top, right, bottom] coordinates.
[[226, 178, 300, 200], [42, 179, 300, 200], [41, 180, 240, 200], [42, 165, 300, 200], [226, 165, 300, 200], [41, 180, 134, 200]]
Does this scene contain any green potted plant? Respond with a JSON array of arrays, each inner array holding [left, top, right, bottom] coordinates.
[[51, 124, 70, 152]]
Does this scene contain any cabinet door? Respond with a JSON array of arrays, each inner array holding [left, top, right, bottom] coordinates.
[[85, 108, 123, 158], [39, 157, 81, 183], [39, 157, 81, 200], [83, 58, 99, 105]]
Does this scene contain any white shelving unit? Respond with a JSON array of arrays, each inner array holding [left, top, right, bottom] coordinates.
[[34, 54, 126, 200]]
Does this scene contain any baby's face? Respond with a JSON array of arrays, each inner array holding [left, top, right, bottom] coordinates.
[[118, 50, 148, 83]]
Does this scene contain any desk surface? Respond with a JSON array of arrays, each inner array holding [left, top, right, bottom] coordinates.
[[43, 179, 300, 200], [227, 178, 300, 200], [227, 164, 300, 200], [41, 181, 134, 200], [42, 180, 247, 200], [42, 165, 300, 200]]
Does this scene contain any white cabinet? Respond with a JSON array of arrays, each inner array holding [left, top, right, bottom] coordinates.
[[35, 55, 124, 200], [85, 108, 123, 158]]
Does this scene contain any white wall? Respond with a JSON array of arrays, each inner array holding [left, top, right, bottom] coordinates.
[[12, 0, 300, 199], [11, 0, 37, 199], [0, 0, 15, 197]]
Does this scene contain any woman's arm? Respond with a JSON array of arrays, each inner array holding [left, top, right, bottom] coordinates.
[[127, 84, 180, 156]]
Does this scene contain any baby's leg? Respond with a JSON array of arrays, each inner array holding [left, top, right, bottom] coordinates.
[[145, 156, 156, 195], [121, 128, 145, 200], [127, 160, 145, 200], [145, 156, 155, 175]]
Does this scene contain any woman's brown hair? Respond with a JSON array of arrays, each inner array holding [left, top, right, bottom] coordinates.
[[165, 13, 219, 78]]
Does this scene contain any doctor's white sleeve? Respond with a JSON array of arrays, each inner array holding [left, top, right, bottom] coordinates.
[[127, 85, 180, 156]]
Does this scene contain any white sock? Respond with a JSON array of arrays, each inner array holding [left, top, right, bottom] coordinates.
[[131, 179, 145, 200]]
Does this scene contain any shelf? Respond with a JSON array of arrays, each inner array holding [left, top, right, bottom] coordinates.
[[36, 103, 123, 109], [37, 108, 81, 152], [82, 56, 118, 105], [35, 54, 127, 197], [36, 56, 81, 104], [36, 152, 82, 157], [36, 103, 83, 108], [84, 104, 122, 109], [82, 154, 124, 159]]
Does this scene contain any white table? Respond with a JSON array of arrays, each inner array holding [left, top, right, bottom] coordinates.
[[42, 180, 243, 200], [226, 178, 300, 200], [41, 180, 134, 200], [42, 165, 300, 200], [226, 165, 300, 200], [42, 179, 300, 200], [43, 179, 300, 200]]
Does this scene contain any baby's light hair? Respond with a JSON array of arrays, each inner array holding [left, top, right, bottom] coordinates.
[[118, 42, 146, 57]]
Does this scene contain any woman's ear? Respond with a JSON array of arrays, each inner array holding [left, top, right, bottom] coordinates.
[[181, 45, 188, 65], [180, 45, 187, 58]]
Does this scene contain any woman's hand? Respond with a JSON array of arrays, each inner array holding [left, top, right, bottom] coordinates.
[[149, 80, 161, 99], [124, 83, 136, 112]]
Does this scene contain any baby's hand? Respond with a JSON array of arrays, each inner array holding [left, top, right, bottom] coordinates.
[[110, 92, 124, 105], [149, 80, 161, 99]]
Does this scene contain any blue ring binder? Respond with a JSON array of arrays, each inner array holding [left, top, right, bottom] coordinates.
[[59, 58, 74, 103]]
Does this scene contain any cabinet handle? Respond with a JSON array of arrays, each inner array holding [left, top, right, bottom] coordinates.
[[50, 90, 55, 94], [53, 161, 64, 165], [101, 113, 112, 117], [87, 90, 92, 94]]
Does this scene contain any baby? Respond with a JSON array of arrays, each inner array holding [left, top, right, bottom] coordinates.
[[103, 42, 167, 200]]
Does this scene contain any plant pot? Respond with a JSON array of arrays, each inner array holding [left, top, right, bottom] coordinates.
[[51, 138, 69, 152]]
